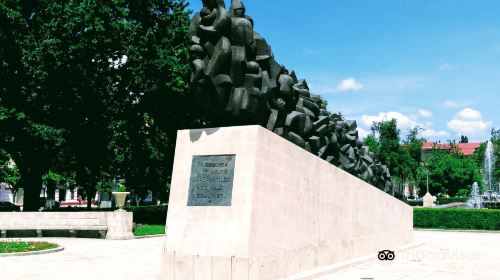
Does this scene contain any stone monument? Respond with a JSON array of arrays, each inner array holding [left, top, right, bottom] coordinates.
[[189, 0, 393, 192], [161, 1, 414, 279], [161, 126, 413, 279]]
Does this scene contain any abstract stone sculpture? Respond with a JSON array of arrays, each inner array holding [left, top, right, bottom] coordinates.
[[189, 0, 393, 192]]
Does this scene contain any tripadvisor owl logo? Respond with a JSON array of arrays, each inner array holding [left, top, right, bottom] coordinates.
[[378, 250, 395, 261]]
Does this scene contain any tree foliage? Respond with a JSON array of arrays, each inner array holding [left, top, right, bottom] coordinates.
[[425, 147, 482, 197], [0, 0, 191, 210], [362, 133, 379, 154], [372, 120, 410, 184], [491, 128, 500, 184], [367, 120, 425, 196], [0, 149, 19, 188]]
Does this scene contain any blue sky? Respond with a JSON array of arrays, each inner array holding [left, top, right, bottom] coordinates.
[[188, 0, 500, 142]]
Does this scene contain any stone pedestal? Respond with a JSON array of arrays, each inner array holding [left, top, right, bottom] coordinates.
[[423, 192, 435, 207], [161, 125, 413, 280], [105, 210, 134, 240]]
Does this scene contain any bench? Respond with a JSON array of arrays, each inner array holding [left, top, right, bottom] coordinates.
[[0, 212, 109, 238]]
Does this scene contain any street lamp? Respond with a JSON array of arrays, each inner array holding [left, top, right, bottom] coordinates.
[[421, 162, 430, 194], [426, 168, 429, 194], [421, 162, 434, 207]]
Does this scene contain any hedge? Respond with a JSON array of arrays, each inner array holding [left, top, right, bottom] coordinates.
[[123, 205, 167, 225], [436, 197, 468, 205], [414, 208, 500, 231], [406, 200, 423, 207]]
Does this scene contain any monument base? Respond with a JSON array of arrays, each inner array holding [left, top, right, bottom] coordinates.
[[423, 193, 435, 207], [162, 126, 413, 279], [105, 210, 134, 240]]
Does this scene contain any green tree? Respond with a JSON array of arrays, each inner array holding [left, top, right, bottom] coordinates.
[[402, 127, 426, 195], [369, 121, 426, 197], [0, 149, 20, 202], [372, 119, 412, 195], [425, 146, 482, 197], [362, 133, 380, 154], [491, 128, 500, 184], [1, 0, 191, 209], [1, 1, 67, 210], [118, 0, 191, 202]]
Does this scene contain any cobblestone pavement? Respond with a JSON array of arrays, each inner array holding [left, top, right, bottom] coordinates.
[[1, 230, 499, 280]]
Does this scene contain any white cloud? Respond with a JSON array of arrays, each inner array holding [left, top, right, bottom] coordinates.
[[360, 111, 419, 129], [444, 100, 472, 109], [438, 63, 451, 71], [455, 108, 482, 121], [421, 129, 450, 138], [358, 110, 455, 141], [309, 73, 424, 95], [357, 127, 370, 139], [447, 108, 492, 137], [419, 109, 433, 118], [336, 78, 363, 92]]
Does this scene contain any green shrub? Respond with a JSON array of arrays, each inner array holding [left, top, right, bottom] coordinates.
[[414, 208, 500, 231], [436, 197, 468, 205], [406, 200, 423, 207], [123, 205, 167, 225]]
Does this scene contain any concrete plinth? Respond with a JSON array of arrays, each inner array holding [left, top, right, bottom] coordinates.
[[162, 125, 413, 280], [423, 193, 435, 207], [105, 210, 134, 240]]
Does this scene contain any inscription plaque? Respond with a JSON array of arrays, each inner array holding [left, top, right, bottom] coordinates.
[[187, 155, 236, 206]]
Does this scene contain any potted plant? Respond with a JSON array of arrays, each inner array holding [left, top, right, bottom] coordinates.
[[112, 184, 129, 210]]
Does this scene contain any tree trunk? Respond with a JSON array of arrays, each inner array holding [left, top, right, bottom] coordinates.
[[11, 190, 17, 205], [23, 174, 43, 211], [86, 191, 95, 209]]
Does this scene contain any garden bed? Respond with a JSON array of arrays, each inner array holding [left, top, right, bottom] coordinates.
[[0, 240, 59, 254]]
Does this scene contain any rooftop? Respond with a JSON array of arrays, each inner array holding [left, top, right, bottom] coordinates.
[[422, 142, 482, 156]]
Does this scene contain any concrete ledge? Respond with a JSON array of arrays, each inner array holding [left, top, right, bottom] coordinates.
[[415, 228, 500, 234], [0, 245, 64, 257], [134, 234, 165, 239], [0, 211, 133, 239]]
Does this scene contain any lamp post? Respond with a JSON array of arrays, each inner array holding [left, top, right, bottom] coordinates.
[[426, 168, 429, 194], [420, 162, 430, 194], [421, 162, 434, 207]]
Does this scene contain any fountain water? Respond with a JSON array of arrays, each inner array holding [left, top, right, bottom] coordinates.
[[484, 141, 496, 191], [467, 182, 482, 208], [465, 142, 498, 209]]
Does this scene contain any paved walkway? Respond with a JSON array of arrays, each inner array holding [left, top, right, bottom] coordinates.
[[317, 230, 500, 280], [0, 236, 165, 280], [1, 230, 499, 280]]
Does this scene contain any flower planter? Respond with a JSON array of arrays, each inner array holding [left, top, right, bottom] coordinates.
[[112, 192, 130, 209]]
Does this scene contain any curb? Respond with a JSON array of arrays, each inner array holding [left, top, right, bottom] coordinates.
[[285, 242, 425, 280], [415, 228, 500, 234], [134, 234, 165, 239], [0, 245, 64, 257]]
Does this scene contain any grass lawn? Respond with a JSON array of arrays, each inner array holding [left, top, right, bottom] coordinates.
[[0, 241, 58, 254], [133, 224, 165, 236]]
